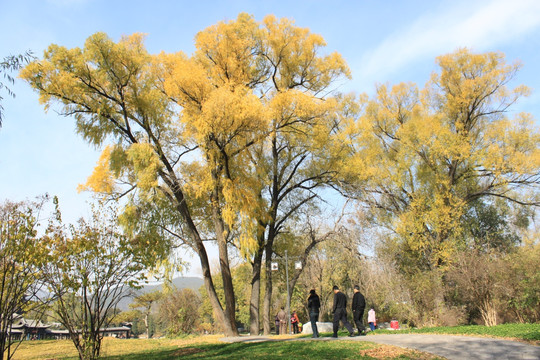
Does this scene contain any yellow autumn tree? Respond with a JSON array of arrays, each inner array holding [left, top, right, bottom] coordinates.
[[250, 16, 352, 334], [343, 49, 540, 272], [21, 14, 352, 336], [21, 29, 244, 335], [157, 14, 351, 334]]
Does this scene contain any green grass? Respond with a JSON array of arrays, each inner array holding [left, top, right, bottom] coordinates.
[[100, 339, 439, 360], [13, 335, 441, 360], [368, 323, 540, 343], [106, 341, 366, 360]]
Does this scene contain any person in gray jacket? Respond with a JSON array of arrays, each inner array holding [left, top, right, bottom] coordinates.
[[277, 306, 287, 335]]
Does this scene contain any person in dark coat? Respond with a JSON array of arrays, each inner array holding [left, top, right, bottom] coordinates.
[[307, 289, 320, 338], [352, 285, 366, 335], [331, 285, 354, 338]]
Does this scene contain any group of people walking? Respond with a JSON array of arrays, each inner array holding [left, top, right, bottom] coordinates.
[[329, 285, 371, 338], [277, 285, 376, 338]]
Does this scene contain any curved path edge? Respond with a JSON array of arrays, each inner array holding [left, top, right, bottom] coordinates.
[[220, 333, 540, 360], [363, 334, 540, 360]]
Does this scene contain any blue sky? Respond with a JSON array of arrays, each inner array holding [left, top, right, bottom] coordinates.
[[1, 0, 540, 276]]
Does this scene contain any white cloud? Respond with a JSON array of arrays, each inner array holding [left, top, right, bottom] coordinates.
[[355, 0, 540, 88]]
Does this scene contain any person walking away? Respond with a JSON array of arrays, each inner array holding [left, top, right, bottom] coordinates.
[[277, 307, 287, 335], [274, 313, 280, 335], [291, 311, 300, 334], [307, 289, 320, 338], [352, 285, 366, 336], [331, 285, 355, 338], [368, 307, 377, 331]]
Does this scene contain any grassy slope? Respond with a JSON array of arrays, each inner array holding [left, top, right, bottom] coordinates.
[[13, 335, 440, 360], [13, 323, 539, 359]]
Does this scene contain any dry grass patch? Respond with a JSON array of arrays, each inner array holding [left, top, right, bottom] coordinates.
[[171, 347, 207, 356], [12, 335, 225, 360], [168, 334, 222, 346], [359, 344, 442, 360], [13, 339, 77, 360]]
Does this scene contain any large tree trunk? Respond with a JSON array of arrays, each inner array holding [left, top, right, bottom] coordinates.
[[262, 238, 275, 335], [170, 182, 236, 336], [193, 232, 233, 335], [211, 168, 238, 336], [216, 231, 237, 335], [262, 132, 280, 336], [249, 199, 268, 336], [249, 247, 264, 335], [212, 209, 237, 335], [190, 237, 234, 336]]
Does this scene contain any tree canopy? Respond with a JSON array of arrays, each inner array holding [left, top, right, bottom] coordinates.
[[341, 49, 540, 271]]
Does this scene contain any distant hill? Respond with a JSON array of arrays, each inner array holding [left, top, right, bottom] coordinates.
[[117, 277, 204, 311]]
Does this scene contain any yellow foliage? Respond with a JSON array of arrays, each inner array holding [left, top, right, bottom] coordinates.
[[158, 51, 212, 112], [345, 48, 540, 269], [262, 15, 350, 90], [127, 143, 161, 191], [23, 13, 354, 262], [194, 13, 262, 87], [78, 143, 162, 194], [190, 85, 267, 149], [78, 146, 115, 194]]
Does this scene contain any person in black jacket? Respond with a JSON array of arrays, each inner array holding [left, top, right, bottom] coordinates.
[[331, 285, 354, 338], [307, 289, 320, 338], [352, 285, 366, 336]]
